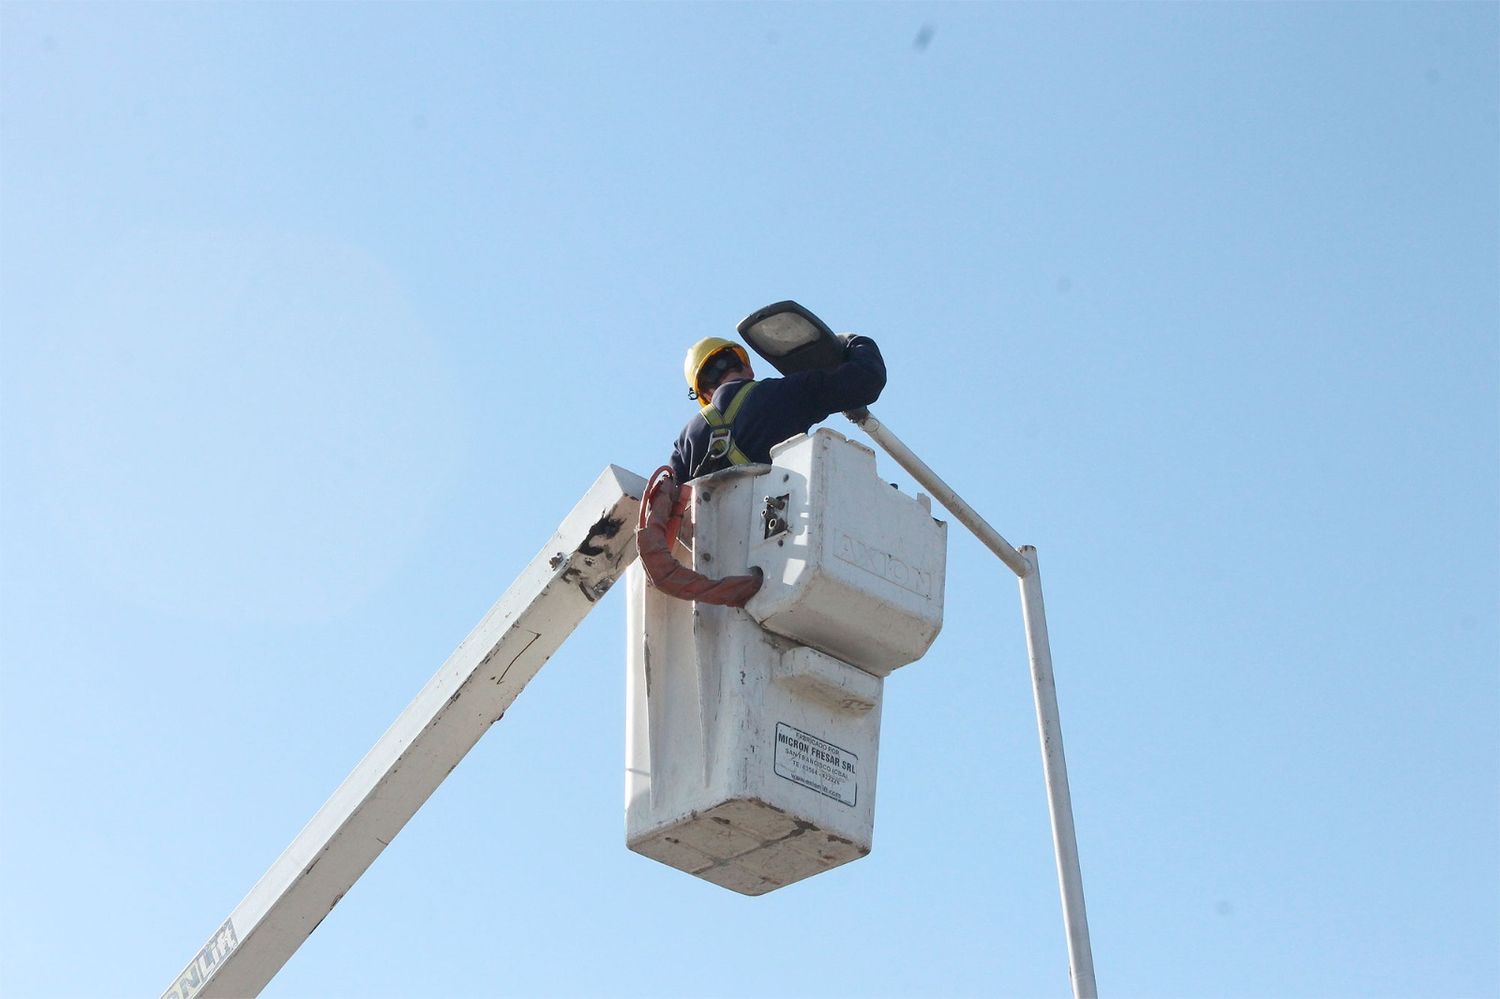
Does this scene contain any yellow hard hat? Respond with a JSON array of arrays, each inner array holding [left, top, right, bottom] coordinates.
[[683, 336, 750, 401]]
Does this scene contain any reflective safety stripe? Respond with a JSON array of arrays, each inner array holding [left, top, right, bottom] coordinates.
[[699, 382, 758, 467]]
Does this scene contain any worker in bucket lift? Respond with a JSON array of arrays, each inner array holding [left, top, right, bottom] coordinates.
[[670, 333, 887, 483]]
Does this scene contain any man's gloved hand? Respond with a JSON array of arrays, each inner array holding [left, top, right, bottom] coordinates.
[[834, 334, 880, 420]]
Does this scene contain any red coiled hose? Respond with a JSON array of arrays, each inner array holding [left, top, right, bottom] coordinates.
[[635, 466, 763, 606]]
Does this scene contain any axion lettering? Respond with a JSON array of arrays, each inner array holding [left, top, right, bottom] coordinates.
[[834, 533, 932, 598]]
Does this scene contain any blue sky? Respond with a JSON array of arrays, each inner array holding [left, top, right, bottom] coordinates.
[[1, 3, 1495, 997]]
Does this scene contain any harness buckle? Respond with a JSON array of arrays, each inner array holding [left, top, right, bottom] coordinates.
[[705, 428, 733, 460]]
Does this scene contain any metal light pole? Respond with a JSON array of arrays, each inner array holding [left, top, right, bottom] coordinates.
[[1018, 544, 1097, 998], [849, 408, 1098, 999], [735, 300, 1097, 997]]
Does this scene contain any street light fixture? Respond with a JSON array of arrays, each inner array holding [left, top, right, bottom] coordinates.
[[736, 300, 846, 376]]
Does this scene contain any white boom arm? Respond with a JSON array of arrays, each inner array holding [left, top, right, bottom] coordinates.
[[163, 466, 647, 999]]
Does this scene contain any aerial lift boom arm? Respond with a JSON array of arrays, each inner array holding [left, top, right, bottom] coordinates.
[[163, 466, 646, 999]]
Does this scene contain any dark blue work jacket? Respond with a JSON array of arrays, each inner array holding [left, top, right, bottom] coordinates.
[[669, 335, 887, 482]]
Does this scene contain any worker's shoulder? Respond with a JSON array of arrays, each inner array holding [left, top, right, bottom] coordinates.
[[677, 408, 711, 440]]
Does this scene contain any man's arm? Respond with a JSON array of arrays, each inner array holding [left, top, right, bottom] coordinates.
[[668, 422, 695, 482], [785, 335, 887, 420]]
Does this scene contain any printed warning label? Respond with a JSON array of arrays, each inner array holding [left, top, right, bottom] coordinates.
[[773, 722, 858, 807]]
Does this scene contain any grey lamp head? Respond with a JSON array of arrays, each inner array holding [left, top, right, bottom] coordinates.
[[736, 300, 846, 376]]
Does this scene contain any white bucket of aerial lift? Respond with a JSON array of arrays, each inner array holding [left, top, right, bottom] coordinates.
[[746, 429, 947, 674], [625, 429, 947, 895]]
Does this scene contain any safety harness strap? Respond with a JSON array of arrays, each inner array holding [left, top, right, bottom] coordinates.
[[699, 381, 758, 468]]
